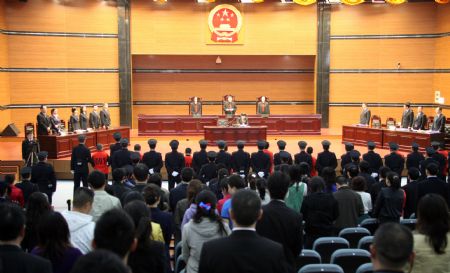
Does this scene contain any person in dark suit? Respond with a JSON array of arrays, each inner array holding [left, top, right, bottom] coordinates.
[[294, 141, 312, 167], [431, 141, 447, 180], [419, 147, 440, 180], [256, 172, 303, 268], [231, 140, 250, 177], [49, 108, 62, 135], [358, 160, 377, 191], [69, 107, 81, 132], [89, 105, 101, 129], [362, 141, 383, 175], [251, 140, 271, 178], [0, 203, 52, 273], [71, 134, 94, 191], [36, 105, 51, 136], [384, 142, 405, 177], [109, 132, 122, 156], [401, 102, 414, 129], [316, 140, 338, 175], [199, 189, 292, 273], [165, 140, 185, 190], [431, 106, 446, 133], [31, 151, 57, 204], [402, 167, 421, 219], [80, 105, 89, 130], [169, 167, 193, 212], [190, 96, 202, 117], [274, 140, 292, 166], [142, 139, 163, 174], [193, 140, 208, 176], [111, 138, 133, 171], [199, 151, 218, 184], [359, 103, 371, 125], [417, 163, 449, 206], [22, 130, 39, 165], [406, 143, 425, 171], [341, 142, 360, 175], [412, 106, 427, 130], [15, 167, 39, 205], [216, 140, 232, 171], [100, 103, 111, 129]]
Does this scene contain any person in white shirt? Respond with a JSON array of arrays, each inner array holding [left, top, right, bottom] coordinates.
[[61, 187, 96, 254], [88, 170, 121, 222]]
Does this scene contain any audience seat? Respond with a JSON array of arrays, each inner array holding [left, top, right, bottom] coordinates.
[[359, 218, 379, 235], [175, 256, 186, 273], [296, 250, 321, 271], [174, 241, 182, 262], [299, 264, 344, 273], [409, 213, 416, 219], [338, 227, 371, 248], [312, 237, 349, 263], [330, 249, 371, 273], [356, 263, 374, 273], [400, 219, 417, 231], [357, 236, 374, 252]]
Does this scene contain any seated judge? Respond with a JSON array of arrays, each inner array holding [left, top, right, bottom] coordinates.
[[37, 105, 51, 136], [190, 97, 202, 118], [431, 106, 446, 133], [257, 96, 270, 116], [401, 102, 414, 129], [80, 106, 89, 130], [69, 107, 81, 132], [359, 103, 371, 125], [100, 103, 111, 129], [413, 106, 427, 130], [238, 113, 249, 127], [89, 105, 101, 129], [223, 95, 237, 117], [49, 108, 62, 135]]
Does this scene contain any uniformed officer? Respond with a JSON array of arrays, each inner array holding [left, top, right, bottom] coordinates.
[[231, 140, 251, 177], [193, 140, 209, 176], [362, 141, 383, 175], [31, 151, 57, 204], [250, 140, 271, 178], [216, 140, 232, 171], [419, 147, 440, 179], [294, 140, 312, 167], [165, 140, 185, 190], [110, 132, 122, 156], [142, 139, 163, 174], [384, 142, 405, 177], [111, 138, 133, 170], [340, 142, 355, 172], [70, 134, 94, 191], [274, 140, 292, 166], [274, 152, 291, 173], [199, 151, 218, 184], [316, 140, 338, 175], [343, 150, 361, 177], [431, 141, 447, 179], [406, 143, 424, 171]]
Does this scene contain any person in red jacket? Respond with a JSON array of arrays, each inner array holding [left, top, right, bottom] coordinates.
[[4, 174, 24, 207], [307, 146, 317, 177], [185, 148, 193, 168], [92, 144, 110, 180], [263, 141, 274, 174]]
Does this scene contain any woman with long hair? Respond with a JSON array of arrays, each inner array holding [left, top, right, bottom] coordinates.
[[351, 176, 372, 223], [320, 167, 337, 193], [372, 171, 405, 224], [31, 212, 82, 273], [411, 194, 450, 273], [285, 164, 309, 213], [182, 190, 231, 273], [21, 192, 52, 252], [256, 178, 270, 205], [124, 200, 166, 273]]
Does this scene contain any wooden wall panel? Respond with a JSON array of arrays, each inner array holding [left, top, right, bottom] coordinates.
[[9, 73, 119, 104], [330, 39, 435, 69], [131, 1, 316, 55], [0, 0, 10, 130], [5, 0, 118, 33], [330, 3, 436, 35], [436, 4, 450, 33], [8, 36, 118, 68]]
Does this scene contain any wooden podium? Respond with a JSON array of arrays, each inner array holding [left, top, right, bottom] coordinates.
[[204, 126, 267, 146]]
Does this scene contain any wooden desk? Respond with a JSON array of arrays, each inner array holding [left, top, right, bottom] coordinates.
[[342, 126, 383, 147], [138, 115, 321, 136], [204, 126, 267, 146], [38, 127, 130, 159]]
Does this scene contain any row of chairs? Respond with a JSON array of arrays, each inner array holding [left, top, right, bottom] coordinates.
[[299, 263, 373, 273], [359, 218, 417, 235]]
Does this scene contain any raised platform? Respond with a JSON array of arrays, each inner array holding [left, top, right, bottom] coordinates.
[[138, 114, 321, 136]]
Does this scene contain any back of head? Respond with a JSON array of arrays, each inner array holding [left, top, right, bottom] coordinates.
[[288, 164, 302, 182], [372, 223, 413, 270], [88, 170, 107, 189], [359, 160, 370, 173], [417, 194, 450, 254], [112, 168, 126, 183], [379, 166, 391, 179], [134, 144, 141, 152], [193, 190, 224, 233], [227, 174, 245, 190], [217, 168, 229, 180], [142, 184, 161, 206], [26, 192, 51, 222], [321, 167, 336, 183], [336, 176, 348, 186], [123, 191, 145, 206], [94, 209, 135, 259], [306, 146, 313, 154], [70, 249, 129, 273], [187, 179, 204, 204], [0, 203, 25, 242], [133, 163, 149, 182], [4, 174, 15, 185], [148, 173, 162, 187], [298, 162, 310, 176], [351, 176, 366, 192], [231, 189, 261, 227], [267, 171, 290, 200], [347, 164, 359, 178], [73, 187, 94, 209], [37, 212, 70, 260], [181, 167, 194, 182], [387, 171, 401, 189], [123, 200, 152, 247], [407, 167, 420, 181], [426, 163, 439, 176]]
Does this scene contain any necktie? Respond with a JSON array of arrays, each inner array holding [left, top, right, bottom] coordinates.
[[261, 103, 265, 113]]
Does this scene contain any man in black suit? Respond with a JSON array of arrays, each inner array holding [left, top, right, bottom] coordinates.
[[100, 103, 111, 129], [193, 140, 209, 176], [0, 203, 52, 273], [406, 143, 424, 171], [256, 172, 303, 268], [431, 106, 446, 133], [294, 140, 312, 167], [165, 140, 185, 190], [340, 142, 355, 173], [199, 151, 218, 184], [142, 139, 163, 174], [251, 140, 271, 178], [359, 103, 371, 125], [199, 189, 292, 273], [316, 140, 338, 175], [216, 140, 231, 171], [358, 160, 376, 191], [402, 168, 421, 219], [274, 140, 292, 166], [169, 167, 193, 211], [419, 147, 439, 180], [362, 141, 383, 175], [89, 105, 101, 129], [431, 141, 447, 180], [109, 132, 122, 156], [111, 138, 133, 171], [36, 105, 51, 136], [231, 140, 251, 177], [15, 167, 39, 205], [400, 102, 414, 129], [71, 134, 94, 191], [31, 151, 57, 204], [417, 163, 449, 206], [412, 106, 427, 130], [384, 142, 405, 177]]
